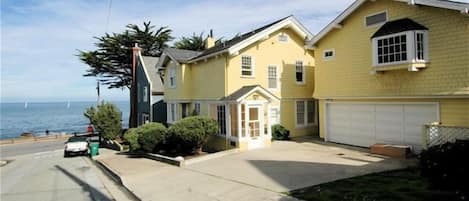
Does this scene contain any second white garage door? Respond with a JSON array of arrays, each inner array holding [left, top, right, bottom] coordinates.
[[325, 102, 439, 152]]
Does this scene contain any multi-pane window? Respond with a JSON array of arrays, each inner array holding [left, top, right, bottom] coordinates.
[[168, 103, 177, 123], [296, 101, 305, 125], [295, 61, 304, 83], [416, 32, 424, 61], [217, 105, 226, 135], [373, 31, 428, 66], [270, 108, 280, 125], [307, 101, 315, 124], [169, 68, 176, 87], [377, 34, 407, 64], [241, 56, 253, 76], [323, 50, 334, 60], [268, 65, 277, 89], [194, 103, 201, 115], [296, 100, 316, 127]]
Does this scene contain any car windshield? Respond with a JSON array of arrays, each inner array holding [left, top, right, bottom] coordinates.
[[67, 137, 87, 142]]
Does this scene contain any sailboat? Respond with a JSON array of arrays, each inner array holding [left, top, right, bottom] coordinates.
[[67, 100, 71, 109], [24, 101, 28, 109]]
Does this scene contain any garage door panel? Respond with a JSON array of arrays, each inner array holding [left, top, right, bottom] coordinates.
[[326, 102, 438, 153], [375, 105, 404, 144]]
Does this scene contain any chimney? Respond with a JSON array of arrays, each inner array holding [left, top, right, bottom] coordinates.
[[130, 43, 141, 128], [205, 29, 215, 49]]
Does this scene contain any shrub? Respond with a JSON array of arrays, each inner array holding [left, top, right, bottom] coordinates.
[[419, 140, 469, 193], [123, 128, 140, 151], [84, 102, 122, 140], [137, 123, 167, 152], [168, 116, 218, 154], [272, 124, 290, 140]]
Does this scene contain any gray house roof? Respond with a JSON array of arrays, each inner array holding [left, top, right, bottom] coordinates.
[[164, 48, 201, 63], [141, 56, 164, 95]]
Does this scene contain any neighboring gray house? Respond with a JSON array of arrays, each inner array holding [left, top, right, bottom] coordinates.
[[131, 46, 165, 127]]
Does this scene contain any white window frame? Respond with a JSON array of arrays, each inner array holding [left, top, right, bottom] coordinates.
[[278, 34, 289, 43], [295, 100, 317, 128], [241, 55, 254, 78], [306, 100, 317, 125], [267, 65, 279, 90], [194, 102, 201, 115], [143, 86, 148, 102], [372, 30, 429, 67], [167, 103, 178, 123], [142, 113, 150, 124], [269, 106, 280, 125], [168, 67, 176, 88], [323, 49, 335, 61], [295, 60, 305, 85], [217, 104, 226, 135], [364, 10, 388, 28]]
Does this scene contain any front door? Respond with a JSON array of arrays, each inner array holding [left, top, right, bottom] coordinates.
[[247, 105, 264, 149]]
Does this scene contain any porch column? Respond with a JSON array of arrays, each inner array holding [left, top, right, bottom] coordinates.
[[225, 103, 231, 139], [237, 103, 242, 140]]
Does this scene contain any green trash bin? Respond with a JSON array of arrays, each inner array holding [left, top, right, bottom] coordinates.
[[90, 143, 99, 157]]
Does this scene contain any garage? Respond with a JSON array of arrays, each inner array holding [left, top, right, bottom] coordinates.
[[325, 102, 439, 152]]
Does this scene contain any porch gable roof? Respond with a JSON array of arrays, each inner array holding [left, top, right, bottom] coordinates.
[[219, 85, 280, 103]]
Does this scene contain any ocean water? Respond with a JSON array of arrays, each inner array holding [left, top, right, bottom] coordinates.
[[0, 101, 129, 140]]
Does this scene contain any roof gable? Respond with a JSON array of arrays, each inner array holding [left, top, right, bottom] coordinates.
[[139, 55, 164, 95], [371, 18, 428, 38], [307, 0, 469, 47]]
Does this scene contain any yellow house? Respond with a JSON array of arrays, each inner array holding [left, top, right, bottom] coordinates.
[[157, 16, 317, 150], [306, 0, 469, 152]]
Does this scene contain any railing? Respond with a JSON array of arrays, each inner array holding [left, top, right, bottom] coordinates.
[[423, 124, 469, 149]]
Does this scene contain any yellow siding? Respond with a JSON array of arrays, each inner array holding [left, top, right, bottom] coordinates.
[[190, 57, 226, 100], [164, 62, 192, 101], [314, 0, 469, 98], [227, 29, 315, 99], [281, 100, 318, 137], [318, 98, 469, 138]]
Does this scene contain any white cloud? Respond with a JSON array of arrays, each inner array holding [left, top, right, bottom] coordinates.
[[1, 0, 354, 102]]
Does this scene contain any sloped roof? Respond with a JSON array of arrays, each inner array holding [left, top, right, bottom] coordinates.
[[372, 18, 428, 38], [307, 0, 469, 46], [191, 16, 292, 61], [164, 47, 201, 63], [141, 56, 164, 95], [219, 85, 279, 102]]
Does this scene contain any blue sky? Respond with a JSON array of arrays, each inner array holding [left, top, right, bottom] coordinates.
[[1, 0, 356, 103]]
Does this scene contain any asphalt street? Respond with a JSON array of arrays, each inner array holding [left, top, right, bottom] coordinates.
[[0, 140, 66, 159]]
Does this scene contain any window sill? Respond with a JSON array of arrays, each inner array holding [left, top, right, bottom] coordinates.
[[240, 76, 255, 79], [296, 82, 306, 85], [373, 61, 428, 72]]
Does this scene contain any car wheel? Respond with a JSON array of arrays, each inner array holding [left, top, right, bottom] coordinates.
[[64, 151, 69, 157]]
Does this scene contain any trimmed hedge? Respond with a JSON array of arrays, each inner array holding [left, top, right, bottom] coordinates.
[[137, 123, 167, 152], [123, 128, 140, 151], [272, 124, 290, 141], [168, 116, 218, 154], [419, 140, 469, 193]]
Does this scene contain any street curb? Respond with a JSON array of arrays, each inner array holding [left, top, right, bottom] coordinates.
[[93, 159, 142, 201]]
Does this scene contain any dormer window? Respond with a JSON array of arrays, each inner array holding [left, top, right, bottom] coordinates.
[[371, 18, 429, 67]]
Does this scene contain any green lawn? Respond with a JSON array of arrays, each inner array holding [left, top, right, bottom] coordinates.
[[289, 168, 464, 201]]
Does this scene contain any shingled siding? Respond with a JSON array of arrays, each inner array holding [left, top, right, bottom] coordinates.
[[314, 0, 468, 98], [136, 57, 151, 126]]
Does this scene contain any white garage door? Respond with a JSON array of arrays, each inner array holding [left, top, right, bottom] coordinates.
[[326, 103, 439, 152]]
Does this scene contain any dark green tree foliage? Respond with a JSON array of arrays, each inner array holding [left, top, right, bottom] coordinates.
[[137, 123, 167, 152], [123, 128, 140, 151], [84, 102, 122, 140], [271, 124, 290, 141], [173, 32, 226, 51], [168, 116, 218, 153], [79, 22, 173, 89]]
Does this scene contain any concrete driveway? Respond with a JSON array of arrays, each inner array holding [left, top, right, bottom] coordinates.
[[187, 137, 415, 192]]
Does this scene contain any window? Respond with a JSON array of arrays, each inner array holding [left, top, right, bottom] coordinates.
[[323, 49, 335, 60], [142, 113, 150, 124], [296, 100, 316, 127], [241, 56, 253, 76], [168, 103, 177, 123], [143, 86, 148, 102], [295, 61, 304, 84], [217, 105, 226, 135], [278, 34, 288, 42], [372, 31, 428, 66], [269, 107, 280, 125], [296, 101, 305, 125], [182, 103, 189, 118], [169, 68, 176, 88], [307, 101, 315, 124], [267, 65, 278, 89], [365, 11, 387, 27], [194, 103, 201, 115]]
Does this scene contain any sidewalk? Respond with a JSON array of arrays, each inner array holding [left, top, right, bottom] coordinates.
[[95, 149, 298, 201]]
